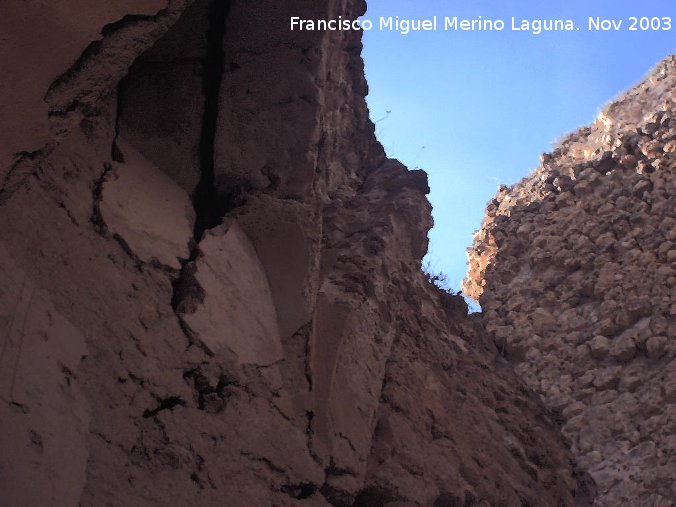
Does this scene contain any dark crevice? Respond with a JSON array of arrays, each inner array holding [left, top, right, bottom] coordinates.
[[281, 482, 318, 500], [111, 81, 125, 163], [168, 0, 253, 349], [352, 487, 400, 507], [240, 452, 286, 475], [111, 141, 124, 163], [142, 395, 186, 418], [177, 318, 215, 357], [0, 150, 43, 206], [325, 460, 358, 479], [292, 321, 313, 392], [171, 261, 204, 313], [304, 410, 322, 464], [112, 233, 144, 266], [190, 472, 202, 488], [319, 483, 356, 507], [183, 368, 238, 413], [191, 0, 232, 242], [91, 163, 112, 233]]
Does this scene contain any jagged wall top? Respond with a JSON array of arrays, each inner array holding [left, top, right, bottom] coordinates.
[[463, 54, 675, 300]]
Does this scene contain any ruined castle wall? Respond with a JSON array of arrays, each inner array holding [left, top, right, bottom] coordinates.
[[465, 56, 675, 506]]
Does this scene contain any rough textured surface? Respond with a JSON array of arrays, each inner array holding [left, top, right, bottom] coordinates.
[[99, 138, 195, 269], [465, 56, 675, 507], [0, 244, 91, 507], [1, 0, 592, 505], [0, 0, 168, 169], [177, 220, 284, 363]]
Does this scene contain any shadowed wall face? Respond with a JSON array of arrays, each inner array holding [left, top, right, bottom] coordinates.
[[0, 1, 592, 505]]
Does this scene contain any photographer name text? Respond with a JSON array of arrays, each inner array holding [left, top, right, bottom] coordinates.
[[290, 16, 673, 35]]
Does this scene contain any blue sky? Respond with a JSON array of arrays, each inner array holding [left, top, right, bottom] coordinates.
[[361, 0, 674, 298]]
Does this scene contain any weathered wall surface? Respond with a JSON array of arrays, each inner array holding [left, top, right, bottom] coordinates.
[[1, 1, 589, 505], [465, 56, 675, 506]]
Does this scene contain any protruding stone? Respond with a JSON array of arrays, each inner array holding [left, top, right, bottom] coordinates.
[[646, 336, 667, 359], [100, 138, 195, 269], [177, 221, 283, 365], [610, 334, 636, 362], [589, 335, 611, 359]]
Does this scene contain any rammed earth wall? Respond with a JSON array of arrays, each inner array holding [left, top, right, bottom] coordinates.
[[0, 0, 589, 505]]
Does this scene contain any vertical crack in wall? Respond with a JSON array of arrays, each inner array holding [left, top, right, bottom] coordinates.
[[192, 0, 230, 242], [102, 0, 235, 337], [168, 0, 232, 347]]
